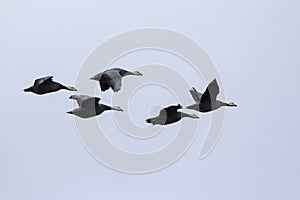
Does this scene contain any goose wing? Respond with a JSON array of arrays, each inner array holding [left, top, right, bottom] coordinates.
[[160, 104, 181, 117], [34, 76, 54, 86], [158, 108, 167, 116], [70, 95, 93, 107], [200, 79, 219, 104], [164, 105, 181, 113], [81, 97, 101, 109], [101, 70, 122, 92], [99, 75, 110, 91], [189, 87, 202, 102], [157, 108, 168, 123]]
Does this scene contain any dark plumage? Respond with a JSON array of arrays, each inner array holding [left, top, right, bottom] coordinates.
[[146, 104, 199, 125], [67, 95, 123, 119], [186, 79, 237, 112], [24, 76, 77, 95], [90, 68, 143, 92]]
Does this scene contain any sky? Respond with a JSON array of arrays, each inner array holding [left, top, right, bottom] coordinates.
[[1, 0, 300, 200]]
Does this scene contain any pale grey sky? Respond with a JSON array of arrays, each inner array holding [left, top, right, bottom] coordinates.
[[1, 0, 299, 200]]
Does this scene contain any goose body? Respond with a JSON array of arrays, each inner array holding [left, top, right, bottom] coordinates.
[[24, 76, 77, 95], [186, 79, 237, 112], [146, 104, 199, 125], [67, 95, 123, 119], [90, 68, 143, 92]]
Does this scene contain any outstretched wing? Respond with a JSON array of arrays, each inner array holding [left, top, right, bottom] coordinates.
[[189, 87, 202, 102], [200, 79, 219, 104], [101, 71, 122, 92], [110, 77, 122, 92], [99, 76, 110, 91], [70, 95, 93, 107], [34, 76, 53, 86], [81, 97, 101, 109], [164, 104, 181, 113], [157, 108, 168, 124], [158, 108, 167, 117]]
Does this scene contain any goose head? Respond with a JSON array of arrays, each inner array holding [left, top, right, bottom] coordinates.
[[65, 86, 78, 91], [217, 101, 237, 108], [110, 106, 124, 112], [226, 102, 237, 107], [126, 70, 143, 76]]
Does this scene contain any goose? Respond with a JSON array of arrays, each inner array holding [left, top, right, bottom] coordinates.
[[67, 95, 123, 118], [24, 76, 77, 95], [90, 68, 143, 92], [186, 79, 237, 112], [146, 104, 199, 125]]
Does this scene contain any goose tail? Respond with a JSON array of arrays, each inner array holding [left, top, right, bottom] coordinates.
[[146, 117, 158, 125], [66, 111, 74, 115], [146, 118, 152, 123]]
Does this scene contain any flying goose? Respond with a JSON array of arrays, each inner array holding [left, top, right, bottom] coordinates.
[[146, 104, 199, 125], [67, 95, 123, 118], [90, 68, 143, 92], [24, 76, 77, 95], [186, 79, 237, 112]]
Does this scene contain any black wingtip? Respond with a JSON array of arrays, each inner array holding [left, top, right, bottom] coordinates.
[[95, 97, 101, 102]]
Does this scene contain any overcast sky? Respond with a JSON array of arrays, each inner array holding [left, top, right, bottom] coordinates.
[[1, 0, 299, 200]]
